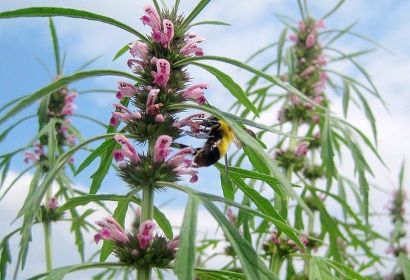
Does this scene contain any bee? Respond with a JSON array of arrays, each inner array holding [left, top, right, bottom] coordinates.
[[178, 115, 256, 167]]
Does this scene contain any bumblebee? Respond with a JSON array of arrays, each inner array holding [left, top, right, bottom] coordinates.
[[180, 116, 255, 167]]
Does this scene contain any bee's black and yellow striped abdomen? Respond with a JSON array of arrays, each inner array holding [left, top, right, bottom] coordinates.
[[194, 119, 235, 167]]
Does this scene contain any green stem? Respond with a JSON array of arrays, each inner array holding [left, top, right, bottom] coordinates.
[[303, 213, 314, 276], [43, 222, 52, 272], [275, 120, 300, 219], [137, 185, 154, 280], [287, 119, 300, 180], [270, 254, 283, 276]]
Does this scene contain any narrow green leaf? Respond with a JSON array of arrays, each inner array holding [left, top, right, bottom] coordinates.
[[75, 139, 115, 175], [399, 160, 406, 190], [27, 262, 125, 280], [48, 17, 61, 75], [175, 196, 199, 280], [355, 88, 378, 144], [276, 28, 288, 75], [202, 199, 276, 280], [309, 257, 337, 280], [0, 70, 140, 125], [0, 7, 147, 42], [229, 174, 286, 223], [179, 0, 211, 33], [191, 62, 259, 116], [246, 43, 277, 63], [158, 181, 304, 249], [112, 44, 129, 61], [75, 55, 103, 72], [0, 240, 12, 280], [342, 79, 350, 118], [191, 20, 230, 27], [0, 115, 35, 143], [220, 172, 234, 201], [0, 96, 25, 114], [89, 140, 117, 194], [321, 0, 345, 20], [399, 253, 410, 280], [321, 113, 336, 180], [175, 55, 327, 111]]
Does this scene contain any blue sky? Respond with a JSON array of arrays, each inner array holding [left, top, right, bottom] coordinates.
[[1, 0, 410, 278]]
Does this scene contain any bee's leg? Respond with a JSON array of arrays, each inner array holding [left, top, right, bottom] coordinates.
[[184, 131, 210, 139], [171, 142, 201, 155], [224, 153, 229, 173]]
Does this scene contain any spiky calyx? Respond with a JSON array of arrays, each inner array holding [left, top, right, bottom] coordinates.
[[275, 150, 306, 172], [37, 205, 64, 223], [303, 164, 324, 180], [117, 155, 178, 190], [125, 115, 181, 143], [113, 234, 175, 269]]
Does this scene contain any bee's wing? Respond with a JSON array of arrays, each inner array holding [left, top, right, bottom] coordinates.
[[184, 131, 210, 139]]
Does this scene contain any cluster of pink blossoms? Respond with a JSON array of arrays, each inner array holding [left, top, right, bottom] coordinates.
[[24, 143, 44, 164], [113, 134, 198, 183], [111, 4, 207, 132], [278, 18, 328, 125], [94, 216, 179, 256]]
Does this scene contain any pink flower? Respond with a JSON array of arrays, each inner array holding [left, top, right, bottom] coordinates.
[[277, 109, 285, 122], [47, 197, 58, 210], [61, 91, 77, 116], [155, 114, 165, 123], [167, 235, 180, 251], [316, 55, 327, 66], [154, 135, 198, 182], [110, 103, 141, 126], [146, 89, 162, 116], [314, 83, 324, 96], [305, 33, 316, 48], [271, 231, 280, 244], [154, 135, 173, 162], [66, 134, 76, 146], [319, 72, 328, 84], [114, 135, 140, 164], [128, 41, 149, 60], [182, 83, 208, 104], [161, 19, 174, 48], [299, 233, 309, 246], [298, 21, 306, 32], [226, 208, 237, 224], [315, 19, 325, 29], [152, 59, 170, 87], [181, 33, 204, 56], [94, 216, 129, 244], [295, 142, 309, 157], [141, 4, 161, 30], [174, 113, 208, 133], [116, 81, 139, 100], [300, 65, 316, 77], [289, 94, 301, 105], [24, 144, 44, 164], [311, 114, 321, 124], [137, 220, 156, 249], [24, 152, 40, 164], [313, 95, 324, 105], [289, 34, 298, 43]]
